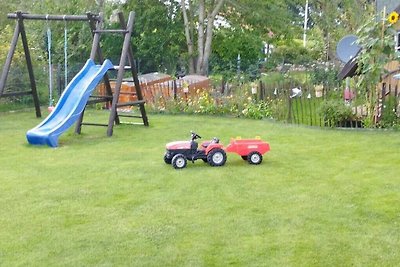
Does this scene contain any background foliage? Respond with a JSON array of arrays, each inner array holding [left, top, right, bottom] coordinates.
[[3, 0, 397, 128], [0, 0, 376, 77]]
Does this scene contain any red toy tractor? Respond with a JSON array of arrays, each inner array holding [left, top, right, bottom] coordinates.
[[164, 131, 226, 169], [164, 131, 270, 169]]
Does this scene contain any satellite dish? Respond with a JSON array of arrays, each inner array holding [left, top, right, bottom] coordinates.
[[336, 35, 361, 63]]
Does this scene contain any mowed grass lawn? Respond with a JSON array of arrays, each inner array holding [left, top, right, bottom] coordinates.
[[1, 109, 400, 266]]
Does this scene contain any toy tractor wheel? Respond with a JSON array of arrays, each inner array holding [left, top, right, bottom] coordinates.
[[172, 154, 187, 169], [164, 153, 172, 164], [247, 151, 262, 165], [207, 148, 227, 167]]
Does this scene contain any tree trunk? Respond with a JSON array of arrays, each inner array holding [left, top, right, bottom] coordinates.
[[181, 0, 195, 74], [197, 0, 225, 75], [181, 0, 225, 75], [196, 0, 205, 74]]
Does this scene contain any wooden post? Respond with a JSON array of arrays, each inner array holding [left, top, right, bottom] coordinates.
[[183, 81, 189, 103], [0, 22, 20, 96], [251, 82, 257, 102], [107, 11, 149, 136], [308, 91, 313, 126], [381, 82, 386, 123], [287, 94, 292, 123], [87, 12, 113, 101], [299, 94, 304, 125], [395, 84, 398, 114], [221, 76, 225, 94], [294, 99, 298, 124], [17, 12, 41, 118], [118, 11, 149, 127], [0, 11, 42, 117], [173, 79, 177, 100], [7, 13, 98, 21]]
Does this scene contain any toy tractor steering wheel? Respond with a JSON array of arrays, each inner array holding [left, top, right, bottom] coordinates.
[[190, 131, 202, 141]]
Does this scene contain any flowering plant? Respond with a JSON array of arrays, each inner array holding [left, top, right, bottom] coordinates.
[[388, 11, 399, 24]]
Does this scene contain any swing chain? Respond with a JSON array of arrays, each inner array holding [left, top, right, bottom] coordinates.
[[46, 14, 53, 107], [64, 15, 68, 89]]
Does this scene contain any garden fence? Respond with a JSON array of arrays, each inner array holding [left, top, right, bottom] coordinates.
[[2, 63, 400, 129], [248, 78, 400, 128]]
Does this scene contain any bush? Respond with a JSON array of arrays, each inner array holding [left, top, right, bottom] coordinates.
[[242, 101, 272, 120], [268, 45, 315, 66], [377, 96, 400, 129], [147, 89, 272, 120], [317, 99, 353, 127]]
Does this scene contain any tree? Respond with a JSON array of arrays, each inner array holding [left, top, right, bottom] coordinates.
[[180, 0, 225, 75], [211, 27, 264, 78], [178, 0, 308, 75], [118, 0, 185, 74], [221, 0, 307, 71]]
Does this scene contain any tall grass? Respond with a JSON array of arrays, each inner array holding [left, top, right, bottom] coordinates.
[[1, 109, 400, 266]]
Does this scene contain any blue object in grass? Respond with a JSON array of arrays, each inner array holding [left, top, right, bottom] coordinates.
[[26, 59, 113, 147]]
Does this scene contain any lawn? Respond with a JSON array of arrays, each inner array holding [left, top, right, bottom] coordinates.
[[1, 108, 400, 266]]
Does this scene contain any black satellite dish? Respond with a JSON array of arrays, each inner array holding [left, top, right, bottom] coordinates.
[[336, 35, 361, 63]]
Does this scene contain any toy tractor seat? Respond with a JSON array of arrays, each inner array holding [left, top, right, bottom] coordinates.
[[201, 137, 220, 148]]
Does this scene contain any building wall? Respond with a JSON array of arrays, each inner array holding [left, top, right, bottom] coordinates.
[[381, 61, 400, 95]]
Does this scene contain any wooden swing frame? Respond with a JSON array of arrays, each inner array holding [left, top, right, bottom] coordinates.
[[0, 11, 148, 136]]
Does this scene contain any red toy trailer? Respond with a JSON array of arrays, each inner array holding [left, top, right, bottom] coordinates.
[[164, 132, 270, 169], [225, 137, 270, 164]]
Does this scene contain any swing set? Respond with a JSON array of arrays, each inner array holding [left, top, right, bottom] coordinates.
[[0, 11, 148, 145]]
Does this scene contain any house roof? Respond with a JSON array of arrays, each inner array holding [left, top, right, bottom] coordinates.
[[338, 57, 358, 80]]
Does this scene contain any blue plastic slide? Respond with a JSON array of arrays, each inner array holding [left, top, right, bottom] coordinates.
[[26, 59, 113, 147]]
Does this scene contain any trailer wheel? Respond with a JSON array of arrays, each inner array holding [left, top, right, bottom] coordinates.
[[207, 148, 227, 167], [247, 151, 262, 165], [164, 153, 172, 164], [172, 154, 187, 169]]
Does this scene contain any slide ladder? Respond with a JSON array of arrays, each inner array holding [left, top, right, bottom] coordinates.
[[75, 11, 148, 137]]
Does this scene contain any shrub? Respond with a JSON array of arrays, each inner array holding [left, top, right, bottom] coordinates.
[[147, 88, 272, 120], [377, 96, 400, 129], [317, 99, 353, 127], [242, 101, 272, 120]]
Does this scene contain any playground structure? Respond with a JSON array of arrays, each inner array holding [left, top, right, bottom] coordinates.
[[0, 11, 149, 147]]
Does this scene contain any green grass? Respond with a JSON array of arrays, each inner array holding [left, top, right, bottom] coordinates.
[[1, 109, 400, 266]]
